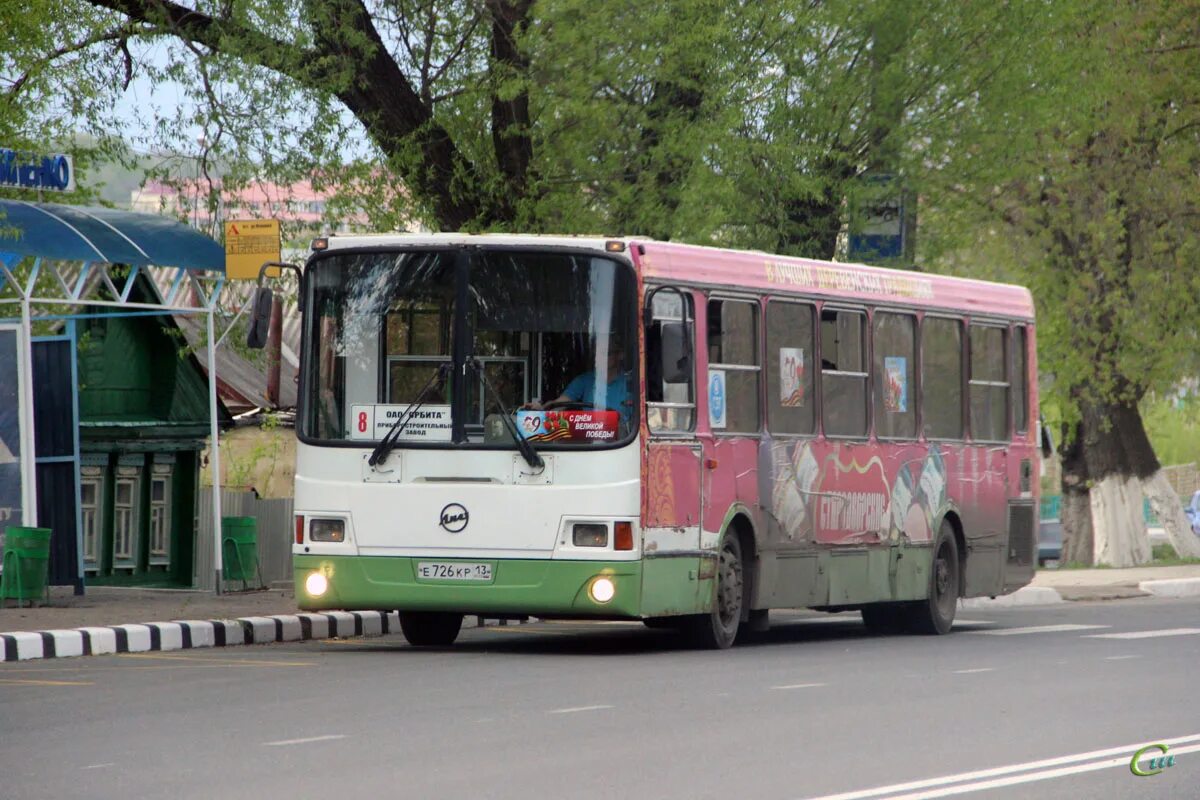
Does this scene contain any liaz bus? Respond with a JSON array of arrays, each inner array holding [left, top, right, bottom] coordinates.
[[248, 235, 1038, 649]]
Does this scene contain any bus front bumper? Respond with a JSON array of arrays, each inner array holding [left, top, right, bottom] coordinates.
[[294, 554, 644, 618]]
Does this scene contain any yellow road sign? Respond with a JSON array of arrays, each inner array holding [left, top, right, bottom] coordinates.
[[225, 219, 281, 279]]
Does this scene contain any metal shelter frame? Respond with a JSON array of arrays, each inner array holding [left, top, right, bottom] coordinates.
[[0, 200, 230, 593]]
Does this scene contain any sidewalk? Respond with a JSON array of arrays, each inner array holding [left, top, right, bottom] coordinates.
[[1031, 563, 1200, 601], [0, 585, 517, 663], [966, 563, 1200, 606], [0, 586, 300, 632]]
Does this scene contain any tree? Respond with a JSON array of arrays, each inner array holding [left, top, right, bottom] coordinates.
[[4, 0, 1039, 247], [918, 1, 1200, 565]]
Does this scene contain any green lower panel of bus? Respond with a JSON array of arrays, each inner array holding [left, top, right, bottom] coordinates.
[[294, 554, 712, 619]]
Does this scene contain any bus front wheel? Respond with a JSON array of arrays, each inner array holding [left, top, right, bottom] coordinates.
[[907, 524, 960, 635], [687, 534, 743, 649], [399, 612, 464, 646]]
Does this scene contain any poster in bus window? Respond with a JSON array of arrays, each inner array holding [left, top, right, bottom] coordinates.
[[884, 356, 907, 412], [0, 326, 24, 545], [779, 347, 805, 407], [708, 369, 727, 429]]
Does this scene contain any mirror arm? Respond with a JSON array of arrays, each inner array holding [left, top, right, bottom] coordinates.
[[644, 285, 692, 358], [257, 261, 305, 314]]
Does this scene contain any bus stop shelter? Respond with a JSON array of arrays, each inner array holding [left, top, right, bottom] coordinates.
[[0, 199, 230, 593]]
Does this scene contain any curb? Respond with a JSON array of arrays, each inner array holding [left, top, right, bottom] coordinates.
[[1138, 578, 1200, 598], [959, 586, 1065, 609], [0, 612, 524, 663]]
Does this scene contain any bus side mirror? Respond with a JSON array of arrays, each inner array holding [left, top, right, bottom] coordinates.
[[246, 286, 274, 350], [657, 320, 692, 384], [1040, 421, 1056, 459]]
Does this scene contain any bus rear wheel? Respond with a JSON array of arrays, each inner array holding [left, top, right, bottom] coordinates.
[[907, 523, 959, 635], [686, 534, 743, 649], [399, 612, 464, 646]]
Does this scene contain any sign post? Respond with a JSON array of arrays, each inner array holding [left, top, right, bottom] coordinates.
[[847, 174, 913, 265]]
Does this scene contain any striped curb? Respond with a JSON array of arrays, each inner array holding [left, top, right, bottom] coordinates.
[[0, 612, 528, 662]]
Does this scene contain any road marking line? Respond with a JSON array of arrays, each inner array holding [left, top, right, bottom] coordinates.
[[0, 678, 94, 686], [951, 620, 995, 626], [547, 705, 613, 714], [1103, 655, 1142, 660], [1084, 628, 1200, 640], [796, 733, 1200, 800], [771, 683, 827, 690], [951, 669, 994, 674], [81, 764, 114, 770], [970, 624, 1108, 636], [873, 742, 1200, 800], [263, 735, 348, 747]]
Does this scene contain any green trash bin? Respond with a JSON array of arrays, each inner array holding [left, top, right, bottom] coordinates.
[[1, 526, 53, 604], [222, 516, 260, 585]]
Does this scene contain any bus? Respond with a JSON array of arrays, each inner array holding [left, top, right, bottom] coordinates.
[[249, 235, 1038, 649]]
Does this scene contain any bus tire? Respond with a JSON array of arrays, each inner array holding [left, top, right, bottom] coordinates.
[[686, 534, 743, 649], [906, 523, 959, 635], [399, 612, 464, 646], [860, 603, 908, 634]]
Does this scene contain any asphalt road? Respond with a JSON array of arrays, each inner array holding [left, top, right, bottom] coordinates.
[[1, 598, 1198, 800]]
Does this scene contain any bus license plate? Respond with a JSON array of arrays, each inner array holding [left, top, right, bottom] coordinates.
[[416, 562, 493, 581]]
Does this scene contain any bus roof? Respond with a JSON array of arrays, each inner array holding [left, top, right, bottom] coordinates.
[[636, 240, 1034, 320], [315, 233, 1033, 320]]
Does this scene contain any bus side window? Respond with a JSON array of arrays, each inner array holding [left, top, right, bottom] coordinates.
[[646, 290, 695, 433], [969, 324, 1009, 441], [707, 298, 761, 433], [820, 308, 867, 437], [922, 317, 964, 439], [1012, 325, 1028, 435], [766, 301, 815, 435], [873, 311, 917, 439]]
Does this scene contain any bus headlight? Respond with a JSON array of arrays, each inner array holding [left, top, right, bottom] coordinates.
[[310, 519, 345, 542], [305, 572, 329, 598], [573, 523, 608, 547], [589, 576, 615, 604]]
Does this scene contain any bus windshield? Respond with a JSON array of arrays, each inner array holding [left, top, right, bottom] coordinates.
[[301, 248, 638, 448]]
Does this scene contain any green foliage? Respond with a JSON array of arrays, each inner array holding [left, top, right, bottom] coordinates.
[[1142, 394, 1200, 467], [2, 0, 1053, 257], [919, 1, 1200, 437]]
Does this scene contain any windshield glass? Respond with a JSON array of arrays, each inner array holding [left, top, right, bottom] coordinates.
[[301, 248, 638, 448]]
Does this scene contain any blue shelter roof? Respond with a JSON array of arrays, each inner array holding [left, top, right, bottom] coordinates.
[[0, 200, 224, 272]]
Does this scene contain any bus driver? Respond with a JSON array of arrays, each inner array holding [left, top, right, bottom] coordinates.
[[526, 339, 634, 426]]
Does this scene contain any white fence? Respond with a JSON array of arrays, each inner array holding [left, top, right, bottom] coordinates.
[[195, 488, 294, 590]]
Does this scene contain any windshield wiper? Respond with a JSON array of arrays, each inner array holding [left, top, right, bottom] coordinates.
[[367, 363, 451, 467], [470, 357, 544, 470]]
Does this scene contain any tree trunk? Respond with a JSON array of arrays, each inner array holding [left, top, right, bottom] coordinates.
[[1058, 394, 1197, 565], [1144, 470, 1200, 559]]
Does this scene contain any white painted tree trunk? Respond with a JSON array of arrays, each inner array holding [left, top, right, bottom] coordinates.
[[1089, 474, 1151, 567], [1142, 469, 1200, 559]]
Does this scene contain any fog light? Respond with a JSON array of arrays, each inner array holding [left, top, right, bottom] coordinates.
[[305, 572, 328, 597], [589, 576, 615, 604], [573, 523, 608, 547]]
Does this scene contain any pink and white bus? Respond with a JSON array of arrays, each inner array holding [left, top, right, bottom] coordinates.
[[261, 235, 1038, 648]]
